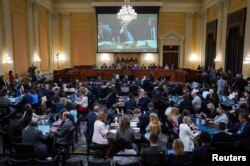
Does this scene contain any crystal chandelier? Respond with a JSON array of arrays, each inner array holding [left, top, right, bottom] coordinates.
[[117, 0, 137, 25]]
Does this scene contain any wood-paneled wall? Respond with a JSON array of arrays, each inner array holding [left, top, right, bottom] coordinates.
[[39, 6, 49, 71], [10, 0, 28, 75], [70, 13, 96, 66]]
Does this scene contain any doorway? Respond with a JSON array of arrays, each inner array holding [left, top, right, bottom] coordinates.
[[163, 45, 179, 69]]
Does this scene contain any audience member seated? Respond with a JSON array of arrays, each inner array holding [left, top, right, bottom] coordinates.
[[167, 139, 191, 165], [51, 111, 73, 145], [145, 113, 161, 141], [116, 117, 137, 152], [141, 134, 166, 166], [106, 104, 119, 125], [167, 108, 179, 135], [208, 107, 228, 125], [74, 89, 88, 112], [66, 102, 78, 124], [179, 116, 200, 152], [86, 105, 100, 141], [22, 119, 48, 158], [113, 138, 138, 165], [134, 108, 149, 137], [8, 113, 23, 144], [92, 112, 109, 145], [165, 101, 174, 117], [138, 91, 152, 112], [200, 103, 217, 119], [125, 94, 137, 110], [192, 132, 215, 166], [205, 89, 219, 107], [191, 90, 202, 113], [21, 90, 33, 106], [211, 122, 233, 147], [177, 109, 195, 125], [148, 102, 158, 115], [228, 110, 250, 150]]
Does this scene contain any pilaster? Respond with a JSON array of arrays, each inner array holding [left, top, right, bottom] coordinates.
[[2, 0, 13, 71], [185, 12, 193, 68], [63, 12, 71, 68]]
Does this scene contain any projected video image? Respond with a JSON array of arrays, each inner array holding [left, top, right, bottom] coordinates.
[[97, 14, 158, 53]]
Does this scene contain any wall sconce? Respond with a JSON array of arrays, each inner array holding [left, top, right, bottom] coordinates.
[[34, 54, 41, 62], [3, 54, 13, 64], [243, 55, 250, 65], [189, 53, 198, 62]]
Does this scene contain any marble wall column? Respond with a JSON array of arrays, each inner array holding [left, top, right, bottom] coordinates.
[[48, 10, 54, 70], [215, 0, 223, 69], [185, 12, 193, 68], [2, 0, 13, 71], [220, 0, 229, 69], [33, 1, 40, 64], [53, 13, 60, 70], [27, 0, 35, 66], [196, 10, 205, 66], [201, 10, 207, 66], [63, 12, 71, 68], [243, 0, 250, 77]]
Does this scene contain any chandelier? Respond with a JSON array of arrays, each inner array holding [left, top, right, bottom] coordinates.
[[117, 0, 137, 25]]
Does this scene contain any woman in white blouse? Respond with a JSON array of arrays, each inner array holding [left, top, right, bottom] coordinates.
[[179, 116, 200, 152], [92, 112, 109, 145], [75, 89, 88, 111]]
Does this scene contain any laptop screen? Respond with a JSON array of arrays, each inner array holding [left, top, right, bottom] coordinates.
[[8, 97, 16, 103], [38, 125, 50, 135]]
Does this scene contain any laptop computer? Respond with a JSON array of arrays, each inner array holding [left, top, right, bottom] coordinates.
[[38, 125, 50, 135]]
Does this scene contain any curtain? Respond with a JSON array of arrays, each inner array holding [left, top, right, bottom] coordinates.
[[205, 34, 216, 68], [225, 27, 244, 75]]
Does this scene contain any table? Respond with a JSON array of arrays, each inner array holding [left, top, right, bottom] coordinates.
[[198, 124, 218, 134]]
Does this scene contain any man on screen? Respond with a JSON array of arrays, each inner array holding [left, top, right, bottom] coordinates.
[[98, 23, 112, 42], [119, 21, 135, 43], [145, 17, 157, 40]]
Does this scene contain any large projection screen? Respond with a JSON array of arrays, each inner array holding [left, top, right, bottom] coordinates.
[[97, 13, 158, 53]]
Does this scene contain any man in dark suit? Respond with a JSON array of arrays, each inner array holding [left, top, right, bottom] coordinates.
[[138, 91, 152, 112], [98, 23, 112, 42], [134, 108, 149, 136], [192, 132, 216, 166], [22, 119, 48, 158], [21, 90, 33, 106], [228, 111, 250, 150], [86, 105, 99, 141], [145, 17, 157, 40], [125, 94, 137, 110], [52, 111, 73, 145], [211, 122, 233, 147], [8, 113, 23, 144], [141, 134, 166, 166], [0, 75, 8, 88]]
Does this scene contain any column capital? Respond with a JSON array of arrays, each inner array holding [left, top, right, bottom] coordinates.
[[185, 12, 193, 20], [33, 1, 40, 11], [223, 0, 230, 8], [196, 10, 205, 19], [217, 0, 223, 11], [27, 0, 34, 8]]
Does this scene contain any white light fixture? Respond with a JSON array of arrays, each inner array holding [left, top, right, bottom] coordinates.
[[243, 55, 250, 64], [3, 54, 13, 64], [189, 53, 198, 62], [117, 0, 137, 26], [34, 54, 41, 62]]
